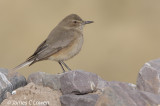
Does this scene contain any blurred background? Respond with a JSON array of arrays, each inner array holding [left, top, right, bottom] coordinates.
[[0, 0, 160, 84]]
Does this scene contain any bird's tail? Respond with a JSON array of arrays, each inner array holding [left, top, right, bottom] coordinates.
[[11, 60, 33, 72]]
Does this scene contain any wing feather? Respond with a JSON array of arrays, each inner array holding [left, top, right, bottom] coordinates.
[[27, 26, 76, 65]]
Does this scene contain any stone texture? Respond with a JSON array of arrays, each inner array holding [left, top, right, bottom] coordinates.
[[60, 80, 160, 106], [60, 70, 98, 94], [0, 69, 12, 103], [60, 94, 99, 106], [8, 72, 27, 90], [0, 60, 160, 106], [28, 72, 61, 90], [1, 82, 62, 106], [0, 68, 26, 103], [136, 58, 160, 94], [97, 76, 108, 91], [96, 82, 160, 106]]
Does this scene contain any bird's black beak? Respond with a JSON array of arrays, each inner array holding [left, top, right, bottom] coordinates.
[[84, 21, 94, 25]]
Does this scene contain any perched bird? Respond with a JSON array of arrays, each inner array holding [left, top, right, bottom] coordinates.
[[12, 14, 93, 73]]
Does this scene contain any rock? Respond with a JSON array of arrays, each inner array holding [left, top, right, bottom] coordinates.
[[1, 60, 160, 106], [27, 72, 61, 90], [140, 91, 160, 105], [136, 58, 160, 94], [96, 76, 108, 91], [59, 70, 100, 106], [108, 81, 136, 91], [0, 68, 26, 103], [60, 70, 98, 94], [60, 93, 99, 106], [96, 82, 160, 106], [8, 72, 27, 90], [0, 68, 27, 90], [1, 82, 62, 106], [0, 69, 12, 103]]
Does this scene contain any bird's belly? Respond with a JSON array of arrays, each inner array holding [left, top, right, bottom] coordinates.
[[49, 36, 83, 61]]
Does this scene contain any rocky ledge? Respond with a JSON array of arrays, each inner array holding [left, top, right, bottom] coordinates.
[[0, 58, 160, 106]]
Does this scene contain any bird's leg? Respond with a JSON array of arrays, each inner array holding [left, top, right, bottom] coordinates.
[[58, 61, 65, 73], [61, 61, 71, 71]]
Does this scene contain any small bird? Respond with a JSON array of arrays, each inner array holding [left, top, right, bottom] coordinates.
[[12, 14, 93, 73]]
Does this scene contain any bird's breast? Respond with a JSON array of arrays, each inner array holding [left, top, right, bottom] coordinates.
[[49, 35, 83, 61]]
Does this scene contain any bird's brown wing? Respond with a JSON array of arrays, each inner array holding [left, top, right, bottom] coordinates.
[[27, 40, 47, 60], [27, 26, 76, 65]]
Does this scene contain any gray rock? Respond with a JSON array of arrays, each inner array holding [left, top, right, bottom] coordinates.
[[136, 58, 160, 94], [96, 81, 160, 106], [0, 68, 26, 103], [97, 76, 108, 91], [108, 81, 136, 91], [8, 72, 27, 90], [60, 94, 99, 106], [0, 69, 12, 103], [60, 70, 98, 94], [1, 62, 160, 106], [28, 72, 61, 90], [140, 91, 160, 105]]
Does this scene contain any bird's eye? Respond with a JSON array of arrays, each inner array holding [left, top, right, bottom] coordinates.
[[73, 21, 77, 23]]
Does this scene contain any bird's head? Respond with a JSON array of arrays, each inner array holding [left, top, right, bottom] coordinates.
[[58, 14, 93, 30]]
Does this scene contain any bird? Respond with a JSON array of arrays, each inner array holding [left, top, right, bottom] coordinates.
[[11, 14, 93, 73]]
